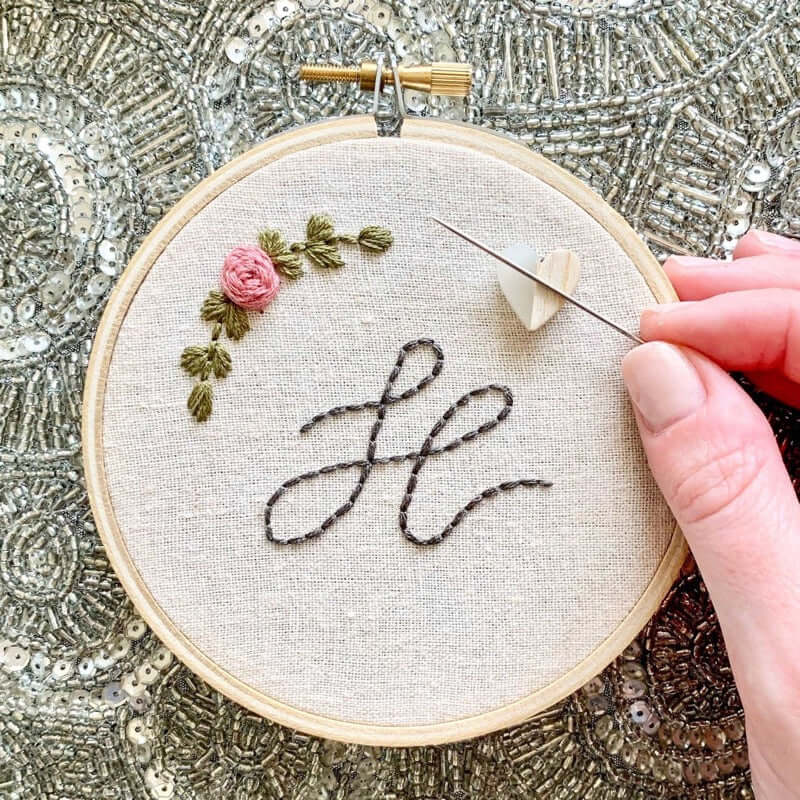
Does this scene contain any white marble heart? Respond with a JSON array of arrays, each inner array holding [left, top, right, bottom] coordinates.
[[497, 244, 581, 332]]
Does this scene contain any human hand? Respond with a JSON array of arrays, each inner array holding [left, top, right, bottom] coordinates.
[[621, 230, 800, 799]]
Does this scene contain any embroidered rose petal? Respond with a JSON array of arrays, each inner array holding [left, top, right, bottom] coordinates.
[[220, 244, 280, 311]]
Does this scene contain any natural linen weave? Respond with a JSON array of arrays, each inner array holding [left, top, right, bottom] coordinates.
[[101, 137, 675, 727]]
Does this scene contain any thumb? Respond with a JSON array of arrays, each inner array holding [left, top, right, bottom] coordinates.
[[621, 343, 800, 702]]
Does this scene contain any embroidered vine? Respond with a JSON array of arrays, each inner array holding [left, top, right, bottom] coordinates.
[[181, 214, 393, 421], [265, 339, 552, 546]]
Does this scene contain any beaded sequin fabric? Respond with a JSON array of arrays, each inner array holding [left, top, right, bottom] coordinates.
[[1, 0, 798, 797]]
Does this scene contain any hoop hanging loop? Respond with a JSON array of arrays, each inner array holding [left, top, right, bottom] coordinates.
[[372, 52, 407, 137]]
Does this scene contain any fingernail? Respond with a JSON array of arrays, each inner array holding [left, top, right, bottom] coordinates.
[[622, 343, 706, 433], [750, 229, 800, 254], [664, 256, 720, 269], [641, 302, 697, 323], [642, 302, 684, 314]]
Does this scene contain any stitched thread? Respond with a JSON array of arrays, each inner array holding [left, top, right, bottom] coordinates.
[[181, 214, 392, 422], [261, 214, 393, 278], [220, 245, 281, 310], [265, 339, 552, 546]]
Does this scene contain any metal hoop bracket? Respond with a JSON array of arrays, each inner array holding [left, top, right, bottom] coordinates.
[[372, 52, 407, 137]]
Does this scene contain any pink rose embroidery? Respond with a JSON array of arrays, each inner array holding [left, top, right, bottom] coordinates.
[[183, 216, 392, 422], [220, 245, 280, 311]]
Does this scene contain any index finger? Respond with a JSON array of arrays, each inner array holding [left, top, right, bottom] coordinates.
[[663, 254, 800, 301], [640, 288, 800, 380]]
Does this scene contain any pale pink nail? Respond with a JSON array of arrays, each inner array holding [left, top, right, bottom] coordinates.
[[642, 302, 684, 314], [622, 343, 706, 433], [749, 229, 800, 254]]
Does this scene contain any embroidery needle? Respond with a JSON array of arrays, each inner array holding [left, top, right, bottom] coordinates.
[[431, 217, 645, 345]]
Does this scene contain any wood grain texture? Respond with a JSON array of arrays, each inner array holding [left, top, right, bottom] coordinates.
[[82, 114, 686, 747], [498, 246, 581, 331], [531, 250, 582, 330]]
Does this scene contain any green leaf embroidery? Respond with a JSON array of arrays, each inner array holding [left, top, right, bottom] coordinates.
[[272, 251, 303, 280], [208, 343, 232, 379], [184, 215, 392, 422], [223, 302, 250, 340], [304, 242, 345, 269], [201, 290, 249, 339], [306, 214, 335, 243], [180, 345, 210, 378], [358, 226, 393, 252], [259, 228, 304, 279], [200, 290, 228, 323], [188, 381, 213, 422], [257, 228, 286, 257]]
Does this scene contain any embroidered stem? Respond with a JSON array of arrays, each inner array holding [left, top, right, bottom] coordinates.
[[182, 214, 392, 422], [181, 293, 238, 421], [261, 214, 393, 278]]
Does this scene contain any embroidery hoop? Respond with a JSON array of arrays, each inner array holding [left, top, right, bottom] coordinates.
[[83, 112, 687, 746]]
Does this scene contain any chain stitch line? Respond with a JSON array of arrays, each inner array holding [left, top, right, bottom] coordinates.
[[265, 339, 552, 546]]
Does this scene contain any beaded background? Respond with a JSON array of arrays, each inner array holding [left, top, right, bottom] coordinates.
[[0, 0, 797, 797]]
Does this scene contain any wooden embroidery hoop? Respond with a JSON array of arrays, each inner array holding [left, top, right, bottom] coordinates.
[[82, 114, 687, 746]]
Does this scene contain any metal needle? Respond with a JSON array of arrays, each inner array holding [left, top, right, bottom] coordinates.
[[431, 216, 644, 346]]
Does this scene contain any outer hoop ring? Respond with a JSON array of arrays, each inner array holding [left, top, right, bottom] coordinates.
[[82, 115, 686, 746]]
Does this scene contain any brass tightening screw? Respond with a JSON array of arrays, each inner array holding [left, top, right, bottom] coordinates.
[[299, 62, 472, 97]]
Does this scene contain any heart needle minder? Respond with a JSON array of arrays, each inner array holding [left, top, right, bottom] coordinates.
[[431, 217, 645, 346]]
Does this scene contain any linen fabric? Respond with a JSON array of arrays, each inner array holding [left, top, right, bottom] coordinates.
[[102, 137, 675, 726]]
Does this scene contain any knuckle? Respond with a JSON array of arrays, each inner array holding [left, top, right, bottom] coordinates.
[[669, 441, 768, 525]]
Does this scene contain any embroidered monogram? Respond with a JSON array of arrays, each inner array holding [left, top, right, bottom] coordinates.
[[180, 215, 392, 422], [265, 339, 552, 546]]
